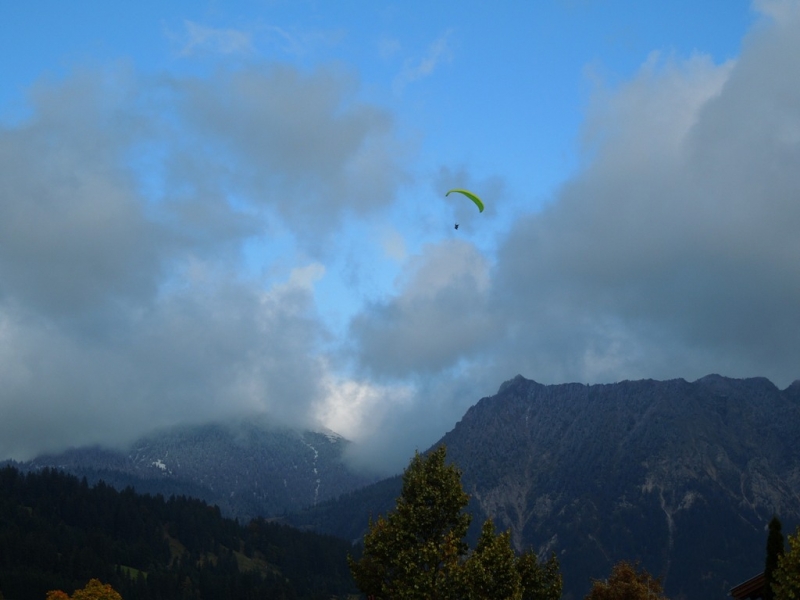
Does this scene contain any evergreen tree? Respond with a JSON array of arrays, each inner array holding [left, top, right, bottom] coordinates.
[[774, 525, 800, 600], [0, 465, 358, 600], [348, 445, 562, 600], [765, 516, 785, 600]]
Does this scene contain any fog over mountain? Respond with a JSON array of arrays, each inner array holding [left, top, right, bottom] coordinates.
[[2, 3, 800, 475], [13, 418, 377, 522]]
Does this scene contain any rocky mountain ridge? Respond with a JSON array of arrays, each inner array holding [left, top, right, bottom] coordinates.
[[446, 374, 800, 599], [291, 374, 800, 600]]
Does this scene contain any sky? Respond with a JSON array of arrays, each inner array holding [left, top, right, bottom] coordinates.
[[1, 0, 799, 473]]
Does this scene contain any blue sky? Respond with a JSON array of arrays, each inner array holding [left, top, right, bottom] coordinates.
[[2, 1, 798, 472]]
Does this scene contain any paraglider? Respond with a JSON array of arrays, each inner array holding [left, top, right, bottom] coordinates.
[[446, 188, 484, 213]]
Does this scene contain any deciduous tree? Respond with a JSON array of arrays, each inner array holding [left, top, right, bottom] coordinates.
[[518, 547, 562, 600], [585, 561, 667, 600], [349, 445, 562, 600], [774, 525, 800, 600], [47, 579, 122, 600], [349, 446, 470, 599], [461, 520, 523, 600]]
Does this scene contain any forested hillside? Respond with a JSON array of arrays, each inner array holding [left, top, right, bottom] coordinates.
[[18, 421, 376, 522], [0, 466, 358, 600]]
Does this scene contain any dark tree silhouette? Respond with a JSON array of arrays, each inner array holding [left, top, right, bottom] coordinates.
[[765, 516, 785, 600]]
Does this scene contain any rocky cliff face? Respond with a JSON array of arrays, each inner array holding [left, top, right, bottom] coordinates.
[[440, 374, 800, 600], [292, 374, 800, 600], [18, 419, 377, 522]]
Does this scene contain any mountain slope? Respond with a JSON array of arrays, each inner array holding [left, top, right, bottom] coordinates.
[[291, 374, 800, 600], [18, 419, 377, 522], [444, 374, 800, 600], [0, 465, 358, 600]]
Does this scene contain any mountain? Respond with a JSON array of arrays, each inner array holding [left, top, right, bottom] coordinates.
[[15, 419, 378, 522], [290, 374, 800, 600]]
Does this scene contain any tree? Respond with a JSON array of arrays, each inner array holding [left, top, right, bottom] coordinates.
[[585, 561, 667, 600], [765, 516, 785, 600], [349, 446, 470, 599], [461, 520, 522, 600], [348, 445, 562, 600], [518, 547, 562, 600], [774, 525, 800, 600], [47, 579, 123, 600]]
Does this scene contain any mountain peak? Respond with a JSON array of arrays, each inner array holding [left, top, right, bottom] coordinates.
[[497, 374, 531, 394]]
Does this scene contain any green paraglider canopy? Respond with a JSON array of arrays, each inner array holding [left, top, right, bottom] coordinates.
[[446, 188, 484, 212]]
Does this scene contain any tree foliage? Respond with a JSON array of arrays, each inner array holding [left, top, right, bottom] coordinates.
[[47, 579, 123, 600], [765, 516, 785, 600], [774, 525, 800, 600], [461, 520, 522, 600], [518, 547, 562, 600], [348, 445, 562, 600], [585, 561, 667, 600]]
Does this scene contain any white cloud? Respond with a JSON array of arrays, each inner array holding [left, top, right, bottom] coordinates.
[[261, 24, 346, 57], [380, 228, 408, 262], [315, 373, 411, 441], [393, 30, 454, 93], [4, 3, 800, 475], [350, 240, 495, 379], [178, 20, 255, 56], [337, 3, 800, 472], [487, 7, 800, 387], [174, 63, 408, 250], [0, 61, 406, 462], [753, 0, 800, 21]]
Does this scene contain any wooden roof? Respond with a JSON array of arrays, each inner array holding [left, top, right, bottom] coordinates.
[[730, 572, 765, 600]]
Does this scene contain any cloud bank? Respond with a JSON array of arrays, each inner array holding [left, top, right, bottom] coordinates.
[[0, 62, 404, 461], [343, 4, 800, 470], [3, 5, 800, 474]]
